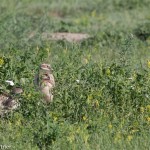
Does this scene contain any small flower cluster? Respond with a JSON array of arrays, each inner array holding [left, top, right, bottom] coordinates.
[[0, 58, 4, 66]]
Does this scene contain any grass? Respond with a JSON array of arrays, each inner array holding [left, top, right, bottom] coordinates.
[[0, 0, 150, 149]]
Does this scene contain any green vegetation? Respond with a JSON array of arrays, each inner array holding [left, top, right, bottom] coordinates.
[[0, 0, 150, 149]]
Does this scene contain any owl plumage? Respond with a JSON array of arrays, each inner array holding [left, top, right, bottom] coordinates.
[[0, 93, 19, 116], [34, 63, 55, 103]]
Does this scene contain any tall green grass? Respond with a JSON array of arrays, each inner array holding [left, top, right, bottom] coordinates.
[[0, 0, 150, 149]]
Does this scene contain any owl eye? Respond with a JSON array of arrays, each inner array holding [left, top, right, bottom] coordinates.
[[47, 65, 52, 70]]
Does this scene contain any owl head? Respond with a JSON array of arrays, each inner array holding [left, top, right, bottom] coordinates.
[[40, 63, 53, 72]]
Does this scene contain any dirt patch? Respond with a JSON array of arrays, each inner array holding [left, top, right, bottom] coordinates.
[[48, 11, 65, 18], [42, 32, 90, 42]]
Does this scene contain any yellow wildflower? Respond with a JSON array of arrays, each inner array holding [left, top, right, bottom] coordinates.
[[114, 132, 122, 143], [53, 116, 58, 121], [76, 127, 80, 134], [94, 100, 99, 108], [146, 105, 150, 111], [67, 134, 75, 143], [147, 117, 150, 122], [84, 134, 89, 144], [127, 135, 133, 142], [0, 58, 4, 66], [46, 48, 51, 56], [108, 124, 113, 129], [87, 54, 91, 60], [16, 120, 21, 126], [63, 48, 68, 54], [27, 93, 31, 98], [147, 60, 150, 68], [140, 107, 144, 113], [36, 46, 39, 51], [87, 94, 93, 104], [130, 129, 139, 134], [106, 68, 111, 76], [83, 58, 88, 64], [83, 116, 87, 121], [88, 95, 93, 100]]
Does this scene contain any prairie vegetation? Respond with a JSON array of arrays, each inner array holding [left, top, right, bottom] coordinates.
[[0, 0, 150, 149]]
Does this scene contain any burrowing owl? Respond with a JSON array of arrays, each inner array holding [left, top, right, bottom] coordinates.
[[34, 63, 55, 103], [0, 93, 19, 116]]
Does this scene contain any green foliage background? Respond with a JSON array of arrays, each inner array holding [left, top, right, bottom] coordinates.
[[0, 0, 150, 149]]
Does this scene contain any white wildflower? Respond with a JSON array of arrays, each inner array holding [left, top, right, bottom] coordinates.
[[145, 94, 149, 98], [5, 80, 14, 86], [128, 77, 133, 80], [76, 79, 80, 83]]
